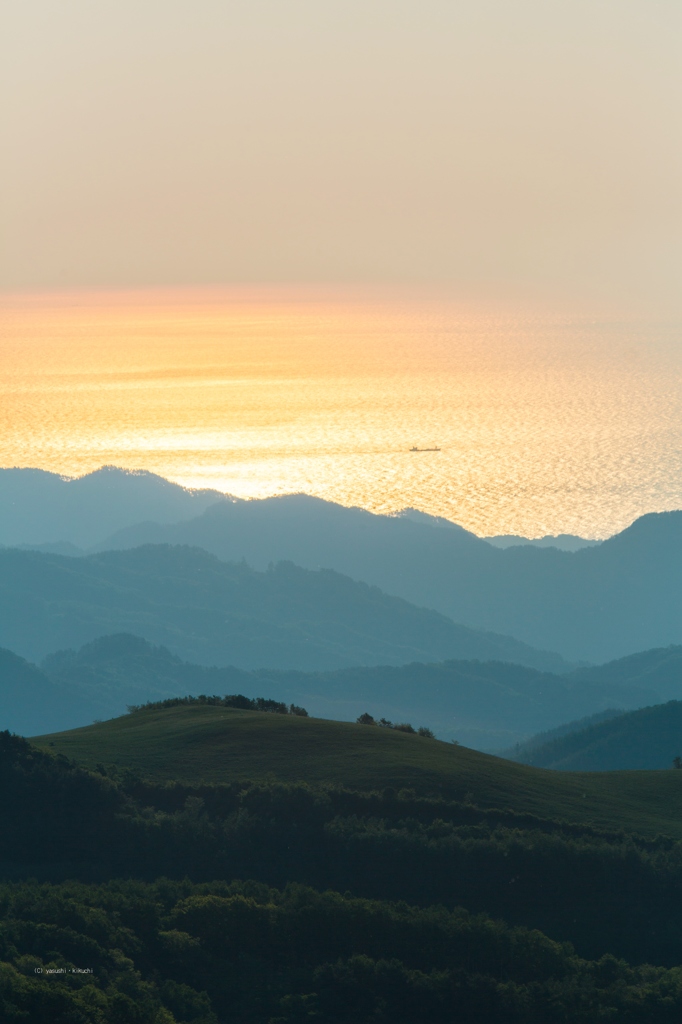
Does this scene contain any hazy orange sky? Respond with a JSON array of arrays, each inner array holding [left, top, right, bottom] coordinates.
[[2, 0, 680, 310]]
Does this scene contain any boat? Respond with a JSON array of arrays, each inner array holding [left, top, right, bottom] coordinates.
[[409, 446, 441, 452]]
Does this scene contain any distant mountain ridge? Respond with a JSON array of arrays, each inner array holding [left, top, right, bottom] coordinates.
[[33, 632, 649, 747], [0, 544, 570, 674], [3, 632, 679, 746], [504, 647, 682, 768], [0, 466, 225, 548], [4, 467, 682, 664], [95, 496, 682, 663], [486, 533, 600, 551]]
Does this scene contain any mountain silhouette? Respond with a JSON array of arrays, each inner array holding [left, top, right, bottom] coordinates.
[[4, 469, 682, 663], [0, 545, 569, 673], [0, 631, 666, 744], [96, 496, 682, 663], [486, 533, 600, 551], [0, 466, 224, 548]]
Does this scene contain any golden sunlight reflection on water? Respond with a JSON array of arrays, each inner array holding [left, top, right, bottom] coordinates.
[[1, 288, 681, 538]]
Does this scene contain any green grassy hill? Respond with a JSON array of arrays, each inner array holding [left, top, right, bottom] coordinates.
[[34, 704, 682, 837]]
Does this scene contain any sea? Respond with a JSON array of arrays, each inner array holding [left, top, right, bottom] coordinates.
[[2, 285, 681, 539]]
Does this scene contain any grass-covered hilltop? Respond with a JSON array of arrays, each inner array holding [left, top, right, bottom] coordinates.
[[2, 700, 682, 1022], [33, 701, 682, 836]]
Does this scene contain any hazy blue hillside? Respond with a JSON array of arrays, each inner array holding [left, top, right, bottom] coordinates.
[[97, 496, 682, 662], [34, 633, 660, 748], [486, 533, 600, 551], [41, 633, 255, 726], [568, 645, 682, 700], [96, 491, 486, 565], [0, 627, 653, 743], [501, 709, 626, 761], [4, 470, 682, 663], [0, 647, 101, 734], [250, 660, 655, 749], [510, 700, 682, 770], [0, 466, 224, 547], [0, 545, 569, 672]]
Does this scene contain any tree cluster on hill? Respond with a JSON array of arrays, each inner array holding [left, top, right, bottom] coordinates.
[[127, 694, 308, 716], [356, 712, 434, 737]]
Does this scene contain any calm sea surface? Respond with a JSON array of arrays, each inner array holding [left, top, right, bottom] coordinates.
[[2, 288, 681, 539]]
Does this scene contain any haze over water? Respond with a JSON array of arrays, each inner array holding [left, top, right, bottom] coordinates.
[[2, 287, 681, 540]]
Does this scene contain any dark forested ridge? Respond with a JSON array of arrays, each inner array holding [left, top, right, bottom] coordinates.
[[6, 876, 682, 1024], [0, 543, 570, 672], [8, 875, 682, 1024]]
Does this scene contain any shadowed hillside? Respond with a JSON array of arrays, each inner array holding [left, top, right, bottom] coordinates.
[[11, 725, 682, 1013], [509, 700, 682, 770]]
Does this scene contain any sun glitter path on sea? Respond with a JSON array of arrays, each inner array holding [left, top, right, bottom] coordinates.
[[1, 286, 681, 539]]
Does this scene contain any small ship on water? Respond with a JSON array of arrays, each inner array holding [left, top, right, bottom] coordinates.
[[409, 446, 441, 452]]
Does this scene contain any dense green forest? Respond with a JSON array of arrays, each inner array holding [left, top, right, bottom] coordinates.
[[9, 694, 682, 1021], [7, 874, 682, 1024], [6, 728, 682, 964]]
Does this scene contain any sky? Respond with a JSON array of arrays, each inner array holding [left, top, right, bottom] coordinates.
[[2, 0, 680, 310]]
